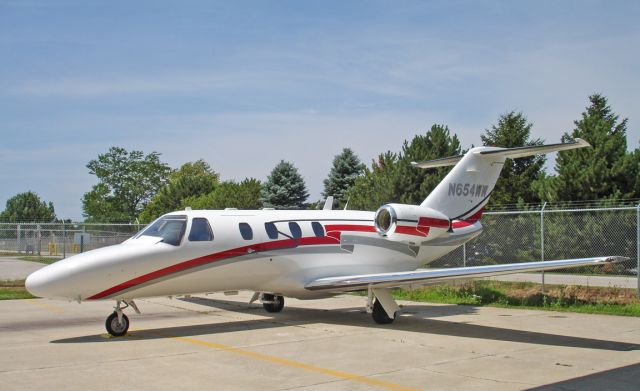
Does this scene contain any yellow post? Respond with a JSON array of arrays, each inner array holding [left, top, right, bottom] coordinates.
[[48, 242, 58, 256]]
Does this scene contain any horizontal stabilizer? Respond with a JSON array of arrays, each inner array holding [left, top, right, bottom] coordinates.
[[479, 138, 590, 158], [411, 154, 464, 169], [305, 256, 627, 292], [411, 138, 589, 169]]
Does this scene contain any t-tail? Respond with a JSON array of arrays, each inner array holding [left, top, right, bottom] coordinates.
[[372, 138, 590, 242], [417, 138, 590, 219]]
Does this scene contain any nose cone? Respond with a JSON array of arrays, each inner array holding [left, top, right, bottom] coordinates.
[[25, 261, 72, 299]]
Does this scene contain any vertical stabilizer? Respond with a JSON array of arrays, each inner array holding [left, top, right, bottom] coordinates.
[[414, 139, 590, 220]]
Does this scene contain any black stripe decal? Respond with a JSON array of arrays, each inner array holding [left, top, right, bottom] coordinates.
[[450, 190, 492, 221]]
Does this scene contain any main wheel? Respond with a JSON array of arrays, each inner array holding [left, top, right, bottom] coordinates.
[[262, 294, 285, 313], [372, 299, 395, 324], [106, 312, 130, 337]]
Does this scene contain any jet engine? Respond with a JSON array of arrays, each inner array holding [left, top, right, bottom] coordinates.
[[374, 203, 450, 243]]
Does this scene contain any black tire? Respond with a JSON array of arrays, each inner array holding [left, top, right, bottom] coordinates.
[[262, 294, 285, 313], [106, 312, 130, 337], [372, 299, 395, 324]]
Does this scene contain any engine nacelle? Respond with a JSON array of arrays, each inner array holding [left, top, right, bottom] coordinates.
[[374, 203, 450, 243]]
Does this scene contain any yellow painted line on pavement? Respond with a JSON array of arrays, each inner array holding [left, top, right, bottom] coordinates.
[[24, 299, 65, 313], [144, 331, 419, 391]]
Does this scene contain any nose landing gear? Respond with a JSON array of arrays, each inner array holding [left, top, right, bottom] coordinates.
[[105, 300, 140, 337]]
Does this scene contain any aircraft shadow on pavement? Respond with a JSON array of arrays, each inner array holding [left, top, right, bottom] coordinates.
[[52, 296, 639, 352], [525, 362, 640, 391]]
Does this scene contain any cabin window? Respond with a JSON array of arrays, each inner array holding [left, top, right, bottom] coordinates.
[[188, 218, 214, 242], [265, 222, 278, 239], [139, 215, 187, 246], [239, 222, 253, 240], [311, 222, 325, 237], [289, 222, 302, 238]]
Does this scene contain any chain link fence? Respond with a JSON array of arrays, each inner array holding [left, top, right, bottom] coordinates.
[[431, 204, 640, 293], [1, 204, 638, 293], [0, 222, 140, 257]]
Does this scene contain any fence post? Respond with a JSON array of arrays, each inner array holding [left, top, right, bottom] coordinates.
[[463, 242, 466, 267], [17, 224, 21, 254], [37, 224, 41, 256], [541, 202, 547, 293], [637, 203, 639, 298], [62, 221, 66, 259]]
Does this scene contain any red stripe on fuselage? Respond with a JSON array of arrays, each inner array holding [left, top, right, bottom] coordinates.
[[86, 224, 374, 300], [418, 217, 450, 229], [451, 208, 484, 229], [395, 225, 429, 237]]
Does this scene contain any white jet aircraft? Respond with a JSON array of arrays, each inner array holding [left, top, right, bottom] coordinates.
[[26, 138, 626, 336]]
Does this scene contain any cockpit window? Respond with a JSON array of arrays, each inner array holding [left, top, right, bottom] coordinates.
[[189, 218, 214, 242], [137, 215, 187, 246]]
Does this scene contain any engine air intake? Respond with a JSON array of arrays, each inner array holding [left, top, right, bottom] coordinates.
[[374, 205, 397, 236]]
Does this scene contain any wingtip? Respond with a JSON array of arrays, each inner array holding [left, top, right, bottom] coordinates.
[[603, 256, 629, 263], [574, 138, 591, 148]]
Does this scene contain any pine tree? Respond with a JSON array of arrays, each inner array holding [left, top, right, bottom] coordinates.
[[261, 161, 309, 209], [322, 148, 365, 208], [543, 94, 631, 201], [481, 111, 545, 206]]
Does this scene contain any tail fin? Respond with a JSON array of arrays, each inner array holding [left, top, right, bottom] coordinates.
[[415, 138, 589, 220]]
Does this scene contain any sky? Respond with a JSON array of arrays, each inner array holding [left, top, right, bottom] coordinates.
[[1, 0, 639, 220]]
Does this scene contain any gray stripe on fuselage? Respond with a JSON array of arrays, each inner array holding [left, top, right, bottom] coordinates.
[[422, 229, 482, 246], [340, 235, 418, 257]]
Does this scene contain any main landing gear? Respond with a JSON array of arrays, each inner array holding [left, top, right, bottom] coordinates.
[[261, 293, 285, 313], [366, 287, 400, 324], [250, 292, 285, 313], [105, 300, 140, 337]]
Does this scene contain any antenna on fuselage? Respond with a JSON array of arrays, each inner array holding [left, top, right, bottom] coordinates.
[[323, 196, 334, 210]]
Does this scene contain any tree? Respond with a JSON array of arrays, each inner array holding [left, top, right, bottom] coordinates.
[[139, 160, 219, 222], [322, 148, 365, 208], [398, 124, 462, 205], [82, 147, 171, 222], [481, 111, 545, 206], [539, 94, 632, 201], [346, 151, 402, 211], [261, 161, 309, 209], [346, 124, 462, 210], [0, 191, 56, 222], [182, 179, 263, 210]]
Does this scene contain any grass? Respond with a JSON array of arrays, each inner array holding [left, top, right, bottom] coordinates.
[[16, 256, 61, 264], [390, 280, 640, 317], [0, 279, 35, 300]]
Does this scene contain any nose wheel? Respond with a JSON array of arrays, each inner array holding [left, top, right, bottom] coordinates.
[[105, 300, 139, 337], [106, 311, 129, 336]]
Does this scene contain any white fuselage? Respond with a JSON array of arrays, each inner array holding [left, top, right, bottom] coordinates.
[[26, 208, 482, 301]]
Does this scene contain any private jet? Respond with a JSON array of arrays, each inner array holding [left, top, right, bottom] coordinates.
[[26, 138, 625, 336]]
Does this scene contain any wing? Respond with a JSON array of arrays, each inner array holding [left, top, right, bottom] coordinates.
[[305, 256, 627, 292]]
